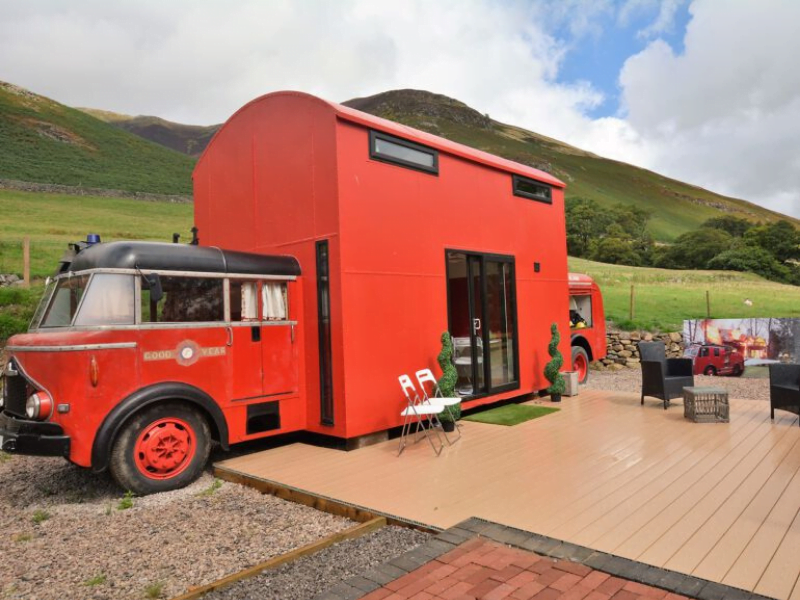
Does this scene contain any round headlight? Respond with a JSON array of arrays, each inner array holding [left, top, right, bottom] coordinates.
[[26, 392, 53, 420]]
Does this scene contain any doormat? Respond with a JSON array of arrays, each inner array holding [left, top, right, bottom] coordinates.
[[462, 404, 559, 426]]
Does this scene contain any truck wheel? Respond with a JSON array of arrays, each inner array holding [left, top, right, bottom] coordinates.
[[703, 365, 717, 376], [572, 346, 590, 384], [110, 402, 211, 495], [733, 364, 744, 377]]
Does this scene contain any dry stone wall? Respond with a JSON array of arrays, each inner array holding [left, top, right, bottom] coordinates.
[[593, 330, 684, 371]]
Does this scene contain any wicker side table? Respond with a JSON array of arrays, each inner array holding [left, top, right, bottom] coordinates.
[[683, 386, 730, 423]]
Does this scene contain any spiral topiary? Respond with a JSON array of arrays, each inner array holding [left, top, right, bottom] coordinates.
[[436, 332, 461, 421], [544, 322, 566, 397]]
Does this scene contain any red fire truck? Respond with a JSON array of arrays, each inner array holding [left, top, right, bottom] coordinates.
[[1, 91, 606, 494], [684, 343, 745, 376]]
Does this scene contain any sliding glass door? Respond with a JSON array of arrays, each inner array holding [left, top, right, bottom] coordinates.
[[446, 251, 518, 397]]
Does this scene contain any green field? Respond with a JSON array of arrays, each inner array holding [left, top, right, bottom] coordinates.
[[2, 189, 800, 343], [569, 257, 800, 331], [0, 189, 193, 277]]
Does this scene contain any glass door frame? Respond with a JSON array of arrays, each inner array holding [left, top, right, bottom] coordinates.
[[444, 249, 520, 399]]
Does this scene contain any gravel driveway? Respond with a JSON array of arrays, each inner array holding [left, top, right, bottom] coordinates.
[[206, 526, 430, 600], [0, 456, 352, 600], [584, 367, 770, 401]]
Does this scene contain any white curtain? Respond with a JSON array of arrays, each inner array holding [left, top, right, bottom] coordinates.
[[262, 282, 287, 320], [240, 282, 259, 320]]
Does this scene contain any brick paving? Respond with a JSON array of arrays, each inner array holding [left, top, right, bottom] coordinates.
[[359, 538, 690, 600]]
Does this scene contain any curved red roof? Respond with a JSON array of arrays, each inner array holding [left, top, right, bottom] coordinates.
[[199, 91, 565, 188]]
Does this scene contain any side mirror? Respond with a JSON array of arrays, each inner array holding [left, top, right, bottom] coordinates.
[[142, 273, 163, 304]]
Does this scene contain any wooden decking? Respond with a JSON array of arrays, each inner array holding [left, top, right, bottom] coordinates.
[[216, 390, 800, 600]]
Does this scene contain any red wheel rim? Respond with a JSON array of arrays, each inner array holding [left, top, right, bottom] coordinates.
[[574, 353, 588, 382], [134, 417, 195, 480]]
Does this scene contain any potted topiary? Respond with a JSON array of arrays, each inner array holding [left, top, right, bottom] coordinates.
[[544, 323, 566, 403], [436, 332, 461, 432]]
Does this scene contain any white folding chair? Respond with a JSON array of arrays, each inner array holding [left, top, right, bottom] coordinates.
[[415, 368, 462, 444], [398, 374, 444, 457]]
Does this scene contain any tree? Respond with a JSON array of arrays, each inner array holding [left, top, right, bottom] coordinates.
[[744, 221, 800, 263], [565, 198, 611, 257], [707, 247, 792, 282], [702, 216, 753, 238], [590, 235, 642, 266], [654, 228, 733, 269]]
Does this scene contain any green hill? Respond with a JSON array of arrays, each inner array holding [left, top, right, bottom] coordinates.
[[343, 90, 798, 241], [0, 81, 194, 195], [80, 108, 218, 157]]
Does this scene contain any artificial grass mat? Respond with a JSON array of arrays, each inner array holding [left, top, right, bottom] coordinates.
[[462, 403, 560, 426]]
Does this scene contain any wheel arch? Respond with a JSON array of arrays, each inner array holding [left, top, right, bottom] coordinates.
[[570, 334, 593, 361], [91, 382, 229, 473]]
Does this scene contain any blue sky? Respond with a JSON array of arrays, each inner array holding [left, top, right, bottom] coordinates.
[[555, 1, 692, 118]]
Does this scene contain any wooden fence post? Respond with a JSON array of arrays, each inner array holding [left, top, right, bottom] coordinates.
[[23, 237, 30, 288], [629, 284, 635, 320], [706, 290, 711, 318]]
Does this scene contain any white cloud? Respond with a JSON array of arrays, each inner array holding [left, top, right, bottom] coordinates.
[[619, 0, 800, 216]]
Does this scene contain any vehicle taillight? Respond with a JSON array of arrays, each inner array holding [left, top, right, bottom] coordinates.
[[25, 391, 53, 421]]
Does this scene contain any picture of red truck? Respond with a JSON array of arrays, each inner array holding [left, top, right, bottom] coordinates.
[[684, 343, 745, 377], [0, 91, 606, 494]]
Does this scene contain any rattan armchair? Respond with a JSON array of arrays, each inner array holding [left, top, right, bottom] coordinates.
[[639, 341, 694, 409], [768, 363, 800, 425]]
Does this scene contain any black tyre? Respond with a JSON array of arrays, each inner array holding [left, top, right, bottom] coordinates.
[[733, 363, 744, 377], [703, 365, 717, 376], [110, 402, 211, 495], [572, 346, 590, 384]]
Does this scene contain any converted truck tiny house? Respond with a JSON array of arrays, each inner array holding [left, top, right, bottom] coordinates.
[[0, 91, 605, 493], [194, 91, 605, 438]]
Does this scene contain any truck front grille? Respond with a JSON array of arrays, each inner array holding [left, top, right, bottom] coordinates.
[[2, 362, 29, 417]]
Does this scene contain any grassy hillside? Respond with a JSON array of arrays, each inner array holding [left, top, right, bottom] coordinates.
[[569, 257, 800, 331], [0, 82, 195, 194], [0, 189, 193, 278], [80, 108, 218, 156], [344, 90, 798, 241]]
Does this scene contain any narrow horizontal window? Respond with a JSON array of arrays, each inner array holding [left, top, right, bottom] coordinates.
[[369, 130, 438, 175], [513, 175, 552, 204]]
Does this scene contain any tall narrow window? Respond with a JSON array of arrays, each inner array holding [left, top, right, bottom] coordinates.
[[316, 241, 334, 425]]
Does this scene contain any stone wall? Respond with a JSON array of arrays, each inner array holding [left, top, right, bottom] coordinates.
[[594, 331, 684, 371], [0, 179, 191, 203]]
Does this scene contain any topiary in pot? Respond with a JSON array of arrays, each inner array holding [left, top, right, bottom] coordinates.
[[544, 322, 566, 402], [437, 332, 461, 426]]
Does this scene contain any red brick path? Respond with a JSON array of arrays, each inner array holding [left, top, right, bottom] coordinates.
[[361, 538, 690, 600]]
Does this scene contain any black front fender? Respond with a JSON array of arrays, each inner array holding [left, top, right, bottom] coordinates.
[[91, 382, 229, 473]]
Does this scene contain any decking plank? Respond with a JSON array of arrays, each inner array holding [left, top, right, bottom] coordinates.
[[215, 390, 800, 599]]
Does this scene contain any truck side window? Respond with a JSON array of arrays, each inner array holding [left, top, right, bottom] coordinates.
[[700, 348, 708, 357], [262, 282, 288, 320], [714, 348, 720, 357], [229, 281, 260, 321], [142, 276, 224, 323]]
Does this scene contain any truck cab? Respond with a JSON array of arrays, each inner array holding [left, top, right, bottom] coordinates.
[[567, 273, 606, 383], [1, 238, 302, 494]]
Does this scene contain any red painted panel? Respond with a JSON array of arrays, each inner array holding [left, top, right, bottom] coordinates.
[[229, 325, 263, 400], [260, 324, 298, 397]]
